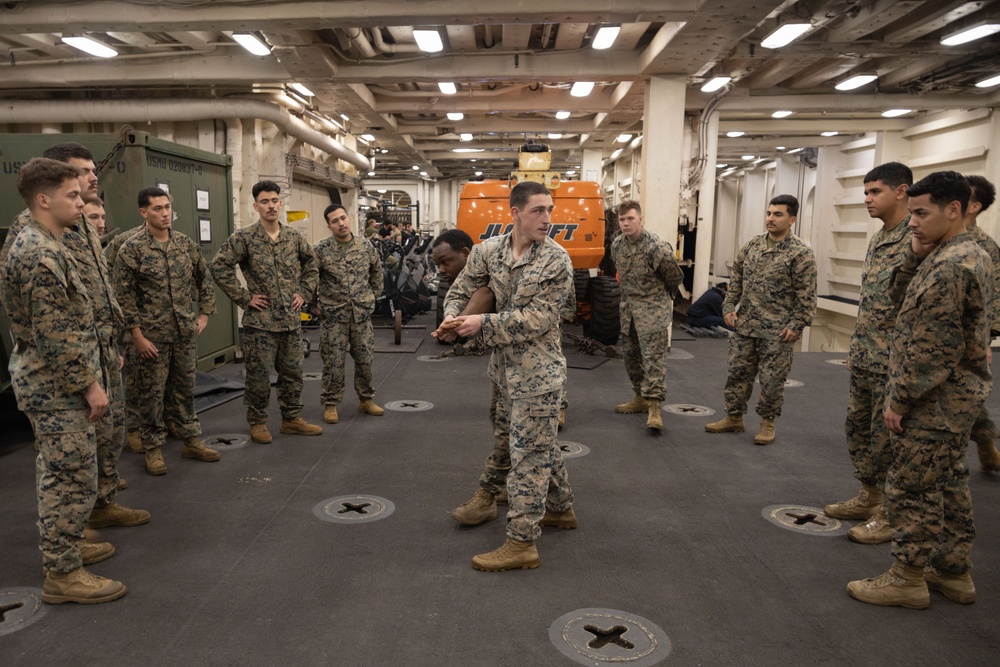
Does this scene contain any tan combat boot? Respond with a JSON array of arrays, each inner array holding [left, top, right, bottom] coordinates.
[[358, 400, 385, 416], [181, 437, 221, 462], [558, 409, 566, 429], [42, 567, 127, 605], [924, 567, 977, 604], [615, 395, 649, 414], [145, 447, 167, 476], [472, 538, 540, 572], [540, 507, 578, 529], [975, 441, 1000, 472], [87, 500, 151, 528], [847, 561, 929, 609], [646, 400, 663, 430], [451, 488, 498, 526], [324, 405, 339, 424], [754, 418, 776, 445], [165, 420, 182, 440], [705, 415, 745, 433], [824, 483, 884, 520], [496, 490, 509, 505], [117, 478, 128, 491], [280, 417, 323, 436], [250, 424, 272, 444], [127, 430, 143, 454], [79, 540, 115, 566], [848, 506, 891, 544]]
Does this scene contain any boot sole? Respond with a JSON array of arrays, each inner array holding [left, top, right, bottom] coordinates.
[[823, 506, 878, 520], [846, 585, 929, 609], [251, 436, 272, 444], [451, 510, 498, 526], [540, 521, 578, 529], [927, 584, 976, 604], [145, 466, 167, 476], [87, 514, 151, 529], [847, 530, 891, 545], [753, 438, 774, 445], [42, 585, 127, 605], [615, 407, 647, 414], [705, 426, 744, 433], [181, 451, 220, 462], [279, 428, 323, 435], [472, 558, 540, 572], [81, 545, 116, 566], [647, 423, 663, 430]]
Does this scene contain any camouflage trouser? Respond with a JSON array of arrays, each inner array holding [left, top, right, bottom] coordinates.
[[622, 321, 668, 401], [844, 365, 892, 486], [122, 336, 141, 433], [242, 327, 304, 425], [319, 317, 376, 406], [479, 382, 511, 495], [723, 333, 793, 419], [502, 388, 574, 543], [27, 409, 98, 573], [134, 335, 201, 450], [886, 428, 975, 574], [95, 336, 124, 505], [970, 406, 997, 443]]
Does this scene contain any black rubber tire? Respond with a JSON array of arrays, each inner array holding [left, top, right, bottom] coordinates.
[[394, 309, 403, 345], [573, 269, 590, 305], [585, 276, 621, 345]]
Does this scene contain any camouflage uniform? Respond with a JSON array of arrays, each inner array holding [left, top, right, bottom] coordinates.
[[966, 221, 1000, 444], [885, 235, 992, 573], [445, 233, 574, 543], [721, 233, 817, 418], [211, 222, 318, 425], [6, 208, 126, 504], [611, 229, 683, 401], [845, 218, 911, 486], [105, 224, 148, 436], [114, 227, 216, 450], [1, 220, 103, 572], [314, 233, 383, 406]]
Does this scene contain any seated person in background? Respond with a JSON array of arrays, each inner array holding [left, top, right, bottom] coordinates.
[[687, 282, 731, 330]]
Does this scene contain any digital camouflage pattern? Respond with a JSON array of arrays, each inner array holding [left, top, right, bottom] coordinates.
[[319, 321, 376, 406], [130, 339, 201, 448], [104, 223, 145, 434], [611, 229, 683, 335], [622, 326, 669, 401], [240, 328, 305, 424], [722, 333, 794, 418], [0, 207, 31, 268], [967, 221, 1000, 332], [480, 382, 512, 495], [103, 224, 144, 270], [210, 221, 318, 332], [844, 366, 892, 485], [723, 233, 817, 338]]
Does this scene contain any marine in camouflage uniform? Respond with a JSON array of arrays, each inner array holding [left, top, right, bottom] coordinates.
[[313, 205, 384, 420], [706, 195, 817, 445], [210, 181, 320, 442], [610, 200, 684, 430], [115, 198, 218, 474], [445, 183, 575, 571]]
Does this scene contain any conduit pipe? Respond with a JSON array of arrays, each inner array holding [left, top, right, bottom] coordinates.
[[0, 98, 373, 170], [716, 91, 1000, 112]]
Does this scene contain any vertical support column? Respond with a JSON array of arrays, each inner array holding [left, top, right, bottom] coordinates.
[[640, 76, 686, 239], [582, 149, 603, 184], [693, 110, 719, 299], [980, 111, 1000, 239]]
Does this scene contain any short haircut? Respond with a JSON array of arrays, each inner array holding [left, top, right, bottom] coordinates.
[[378, 227, 391, 238], [510, 181, 550, 209], [138, 186, 171, 209], [618, 199, 641, 216], [908, 170, 971, 215], [864, 162, 913, 188], [86, 197, 105, 208], [966, 174, 996, 213], [769, 194, 799, 217], [432, 228, 474, 252], [42, 142, 94, 163], [324, 203, 348, 221], [252, 180, 281, 199], [17, 158, 82, 206]]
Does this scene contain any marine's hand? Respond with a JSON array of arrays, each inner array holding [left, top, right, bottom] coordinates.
[[432, 315, 460, 342], [454, 314, 483, 337], [133, 332, 159, 359], [911, 235, 937, 259], [248, 294, 270, 310], [724, 312, 738, 328], [291, 293, 305, 311], [883, 407, 904, 434], [84, 382, 109, 422], [779, 327, 799, 343], [197, 314, 209, 335]]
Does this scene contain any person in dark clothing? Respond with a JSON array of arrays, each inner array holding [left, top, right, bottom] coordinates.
[[687, 283, 731, 330]]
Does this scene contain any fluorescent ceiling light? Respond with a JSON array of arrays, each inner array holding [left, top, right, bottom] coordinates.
[[438, 82, 457, 95], [976, 73, 1000, 88], [453, 148, 483, 153], [412, 165, 420, 170], [776, 146, 786, 150], [413, 29, 443, 52], [592, 25, 620, 50], [548, 133, 563, 139], [460, 133, 474, 141], [475, 171, 483, 176], [726, 131, 745, 138], [61, 35, 118, 58], [566, 170, 577, 175], [447, 112, 464, 121], [716, 163, 728, 168], [701, 76, 731, 92], [289, 83, 314, 97], [835, 74, 877, 91], [361, 133, 375, 141], [420, 171, 428, 176], [571, 81, 595, 97], [760, 23, 812, 49], [377, 189, 387, 193], [617, 133, 633, 143], [771, 110, 794, 118], [555, 110, 571, 120], [940, 21, 1000, 46], [232, 33, 271, 56], [610, 148, 623, 159], [367, 171, 375, 176], [742, 155, 755, 160], [821, 131, 839, 137], [882, 109, 912, 117], [340, 114, 350, 121], [380, 148, 389, 154]]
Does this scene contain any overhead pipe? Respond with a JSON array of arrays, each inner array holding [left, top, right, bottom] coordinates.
[[0, 98, 373, 170], [716, 91, 1000, 112], [369, 27, 421, 54]]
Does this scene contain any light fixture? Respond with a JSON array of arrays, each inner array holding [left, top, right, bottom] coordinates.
[[726, 131, 745, 138], [412, 165, 420, 170], [571, 81, 595, 97], [760, 23, 812, 49], [340, 113, 350, 121], [976, 73, 1000, 88], [447, 112, 464, 121], [453, 148, 484, 153], [742, 155, 755, 160], [289, 82, 314, 97], [413, 28, 444, 53], [419, 171, 428, 176], [61, 35, 118, 58], [882, 109, 912, 117], [474, 171, 483, 176], [555, 110, 571, 120], [548, 133, 563, 139], [610, 148, 623, 159], [438, 82, 457, 95], [716, 163, 728, 168], [377, 189, 387, 194], [771, 110, 794, 118], [701, 76, 731, 92], [460, 133, 474, 141], [821, 131, 839, 137], [617, 133, 633, 143], [776, 146, 786, 150], [940, 21, 1000, 46], [232, 33, 271, 56], [592, 25, 621, 50], [367, 171, 375, 176], [470, 159, 478, 162], [835, 73, 877, 91], [380, 148, 389, 154], [361, 133, 376, 142], [566, 170, 577, 175]]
